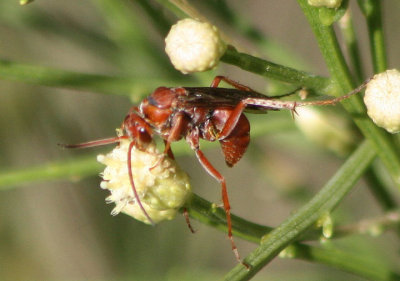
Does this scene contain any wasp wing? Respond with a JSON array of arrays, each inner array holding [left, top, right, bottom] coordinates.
[[179, 87, 279, 112]]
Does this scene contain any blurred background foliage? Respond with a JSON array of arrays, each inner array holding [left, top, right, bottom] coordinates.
[[0, 1, 399, 280]]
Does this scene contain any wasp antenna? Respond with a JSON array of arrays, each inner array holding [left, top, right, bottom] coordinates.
[[127, 141, 156, 226], [296, 77, 373, 107], [58, 136, 128, 149], [274, 87, 302, 99]]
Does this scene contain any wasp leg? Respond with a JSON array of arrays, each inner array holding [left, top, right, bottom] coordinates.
[[194, 148, 249, 268], [210, 75, 256, 92], [186, 128, 249, 268], [182, 207, 195, 233], [150, 113, 187, 171], [163, 112, 188, 156]]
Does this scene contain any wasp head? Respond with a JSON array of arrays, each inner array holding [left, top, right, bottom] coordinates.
[[123, 113, 153, 149]]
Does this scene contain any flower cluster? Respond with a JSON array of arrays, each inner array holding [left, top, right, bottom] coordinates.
[[97, 139, 192, 224]]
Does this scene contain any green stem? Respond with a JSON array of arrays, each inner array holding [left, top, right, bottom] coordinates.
[[187, 194, 271, 244], [365, 168, 398, 211], [223, 140, 376, 280], [0, 59, 189, 98], [290, 243, 400, 281], [298, 0, 400, 189], [338, 9, 365, 82], [333, 210, 400, 238], [358, 0, 387, 72], [221, 47, 331, 93], [0, 155, 101, 190], [0, 59, 131, 95]]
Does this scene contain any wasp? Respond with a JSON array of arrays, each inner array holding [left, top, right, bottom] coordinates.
[[62, 76, 368, 267]]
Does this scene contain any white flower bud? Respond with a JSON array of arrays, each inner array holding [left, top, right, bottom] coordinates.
[[97, 139, 192, 224], [364, 69, 400, 134], [308, 0, 342, 8], [165, 18, 226, 74]]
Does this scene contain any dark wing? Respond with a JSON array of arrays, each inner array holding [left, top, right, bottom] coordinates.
[[179, 87, 278, 112]]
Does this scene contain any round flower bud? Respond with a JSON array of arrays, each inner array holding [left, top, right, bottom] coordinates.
[[97, 139, 192, 224], [308, 0, 342, 8], [364, 69, 400, 134], [165, 18, 226, 74]]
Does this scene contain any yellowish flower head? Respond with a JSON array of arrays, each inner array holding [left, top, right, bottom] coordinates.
[[364, 69, 400, 134], [165, 18, 226, 74], [97, 139, 192, 224]]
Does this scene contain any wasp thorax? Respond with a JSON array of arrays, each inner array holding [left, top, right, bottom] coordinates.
[[97, 138, 192, 224]]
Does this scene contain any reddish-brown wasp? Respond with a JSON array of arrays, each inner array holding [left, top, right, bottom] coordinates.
[[62, 76, 368, 267]]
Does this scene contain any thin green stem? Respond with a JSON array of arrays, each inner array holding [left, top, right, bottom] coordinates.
[[338, 9, 365, 83], [365, 168, 398, 211], [0, 59, 189, 98], [189, 193, 400, 243], [221, 47, 331, 93], [298, 0, 400, 189], [290, 243, 400, 281], [223, 140, 376, 280], [0, 155, 101, 190], [333, 210, 400, 238], [358, 0, 387, 73], [186, 194, 271, 243]]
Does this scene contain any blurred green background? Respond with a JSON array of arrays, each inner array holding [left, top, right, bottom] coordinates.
[[0, 1, 399, 280]]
